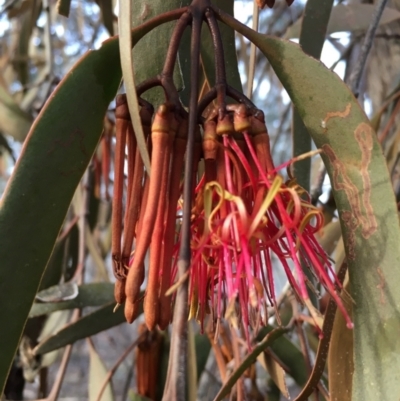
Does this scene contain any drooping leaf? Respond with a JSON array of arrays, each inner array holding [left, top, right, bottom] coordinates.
[[38, 231, 70, 291], [286, 4, 400, 38], [29, 283, 115, 317], [0, 11, 184, 393], [34, 303, 125, 355], [218, 10, 400, 401], [119, 0, 150, 174], [88, 339, 115, 401]]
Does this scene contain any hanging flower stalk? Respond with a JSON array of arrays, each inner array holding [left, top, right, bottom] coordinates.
[[109, 0, 353, 342]]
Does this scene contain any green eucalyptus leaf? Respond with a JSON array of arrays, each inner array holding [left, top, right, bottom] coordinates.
[[0, 11, 183, 393], [29, 283, 115, 317], [39, 234, 68, 291], [34, 303, 125, 355], [217, 10, 400, 401], [286, 3, 400, 38]]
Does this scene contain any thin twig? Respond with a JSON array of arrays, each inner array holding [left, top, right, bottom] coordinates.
[[295, 320, 319, 401], [348, 0, 389, 97], [42, 0, 53, 77], [161, 2, 203, 399], [230, 327, 244, 401], [31, 310, 80, 401], [94, 333, 145, 401], [44, 344, 73, 401]]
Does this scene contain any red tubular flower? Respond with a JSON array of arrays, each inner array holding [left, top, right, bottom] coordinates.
[[181, 105, 353, 340]]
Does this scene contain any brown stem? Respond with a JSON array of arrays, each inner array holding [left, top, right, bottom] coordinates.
[[161, 12, 193, 106], [205, 9, 227, 115], [227, 85, 257, 112]]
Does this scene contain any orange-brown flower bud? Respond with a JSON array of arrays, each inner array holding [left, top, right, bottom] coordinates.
[[203, 120, 219, 161], [232, 104, 251, 133], [151, 104, 171, 138], [216, 114, 234, 136]]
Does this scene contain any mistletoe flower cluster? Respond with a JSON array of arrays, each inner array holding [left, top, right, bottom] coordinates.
[[183, 105, 352, 338], [106, 0, 352, 340], [109, 96, 352, 337]]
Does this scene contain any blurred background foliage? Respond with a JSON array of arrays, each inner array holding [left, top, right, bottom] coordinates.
[[1, 0, 400, 400]]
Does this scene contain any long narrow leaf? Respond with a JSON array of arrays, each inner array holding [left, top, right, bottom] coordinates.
[[118, 0, 150, 174], [29, 283, 115, 317], [34, 303, 125, 355]]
